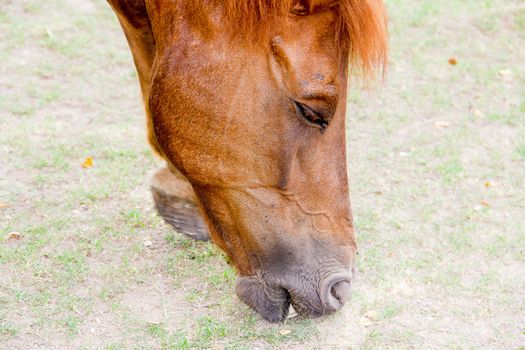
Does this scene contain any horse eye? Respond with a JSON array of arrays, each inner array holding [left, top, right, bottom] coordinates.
[[293, 101, 329, 130]]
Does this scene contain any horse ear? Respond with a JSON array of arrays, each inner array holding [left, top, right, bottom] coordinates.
[[338, 0, 388, 76]]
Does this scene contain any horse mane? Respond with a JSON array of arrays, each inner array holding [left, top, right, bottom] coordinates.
[[214, 0, 388, 76]]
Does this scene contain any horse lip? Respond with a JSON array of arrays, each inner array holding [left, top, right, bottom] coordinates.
[[235, 275, 291, 323]]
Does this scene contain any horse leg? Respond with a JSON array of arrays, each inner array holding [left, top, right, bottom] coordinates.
[[150, 167, 210, 241], [108, 2, 209, 240]]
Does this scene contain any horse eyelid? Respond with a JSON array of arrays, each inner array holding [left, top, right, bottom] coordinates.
[[294, 101, 329, 130]]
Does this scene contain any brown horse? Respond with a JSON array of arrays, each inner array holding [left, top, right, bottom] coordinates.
[[108, 0, 387, 322]]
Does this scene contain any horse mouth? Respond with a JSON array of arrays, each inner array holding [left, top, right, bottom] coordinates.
[[236, 273, 350, 322], [235, 275, 292, 323]]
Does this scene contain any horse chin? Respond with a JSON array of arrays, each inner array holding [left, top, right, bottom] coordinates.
[[235, 275, 291, 323]]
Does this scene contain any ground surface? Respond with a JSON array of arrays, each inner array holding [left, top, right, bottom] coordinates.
[[1, 0, 524, 349]]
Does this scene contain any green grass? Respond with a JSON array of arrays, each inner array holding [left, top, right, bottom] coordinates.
[[1, 0, 524, 348], [516, 144, 525, 160], [0, 321, 19, 337]]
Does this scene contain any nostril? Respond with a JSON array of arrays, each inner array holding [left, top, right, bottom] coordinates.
[[330, 280, 352, 304], [321, 274, 353, 312]]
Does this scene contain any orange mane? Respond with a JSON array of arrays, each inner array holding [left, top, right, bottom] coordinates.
[[211, 0, 388, 76]]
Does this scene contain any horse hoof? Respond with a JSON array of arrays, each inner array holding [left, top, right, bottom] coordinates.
[[151, 185, 210, 241]]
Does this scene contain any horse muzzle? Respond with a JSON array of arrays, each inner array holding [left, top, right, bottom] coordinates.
[[235, 268, 354, 322]]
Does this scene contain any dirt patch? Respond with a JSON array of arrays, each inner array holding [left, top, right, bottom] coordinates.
[[120, 282, 190, 329]]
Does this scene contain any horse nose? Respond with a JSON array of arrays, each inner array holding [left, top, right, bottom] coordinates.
[[321, 273, 353, 311]]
